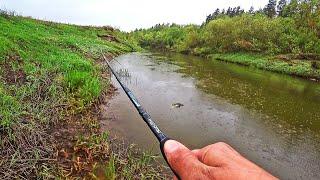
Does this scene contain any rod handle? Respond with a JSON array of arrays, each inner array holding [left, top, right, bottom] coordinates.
[[160, 138, 181, 180]]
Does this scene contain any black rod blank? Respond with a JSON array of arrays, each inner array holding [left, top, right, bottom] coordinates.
[[102, 54, 168, 142], [103, 54, 180, 179]]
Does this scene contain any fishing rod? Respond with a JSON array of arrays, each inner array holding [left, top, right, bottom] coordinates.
[[102, 54, 179, 178]]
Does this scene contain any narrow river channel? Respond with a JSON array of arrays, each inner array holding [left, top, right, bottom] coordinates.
[[101, 52, 320, 179]]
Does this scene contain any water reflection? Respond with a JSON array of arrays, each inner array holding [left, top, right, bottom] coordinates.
[[153, 52, 320, 136]]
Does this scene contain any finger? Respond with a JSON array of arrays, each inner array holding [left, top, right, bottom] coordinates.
[[173, 175, 178, 180], [191, 149, 200, 154], [191, 149, 201, 160], [191, 149, 200, 156], [195, 142, 240, 167], [164, 140, 210, 179]]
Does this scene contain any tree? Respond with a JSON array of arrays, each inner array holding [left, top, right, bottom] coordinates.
[[277, 0, 288, 17], [264, 0, 277, 18], [205, 14, 213, 24], [213, 8, 221, 18], [221, 9, 226, 15], [282, 0, 298, 17], [205, 8, 222, 24], [231, 7, 237, 17], [226, 7, 232, 16], [249, 6, 255, 14]]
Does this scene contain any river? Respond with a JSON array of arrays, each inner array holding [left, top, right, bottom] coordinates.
[[101, 52, 320, 179]]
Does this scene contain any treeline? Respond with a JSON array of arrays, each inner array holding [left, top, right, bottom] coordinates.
[[132, 0, 320, 56], [205, 0, 286, 22]]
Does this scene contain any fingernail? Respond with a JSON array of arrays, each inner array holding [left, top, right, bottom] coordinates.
[[165, 140, 180, 154]]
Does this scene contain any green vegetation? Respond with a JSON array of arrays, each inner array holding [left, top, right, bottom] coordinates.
[[0, 11, 134, 128], [210, 53, 320, 78], [132, 0, 320, 79], [0, 12, 165, 179]]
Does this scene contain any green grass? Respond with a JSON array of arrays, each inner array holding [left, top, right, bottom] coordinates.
[[0, 14, 136, 128], [0, 13, 144, 178], [209, 53, 320, 79], [0, 84, 20, 128]]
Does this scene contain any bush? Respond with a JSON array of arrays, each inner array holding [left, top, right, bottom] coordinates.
[[133, 10, 320, 56]]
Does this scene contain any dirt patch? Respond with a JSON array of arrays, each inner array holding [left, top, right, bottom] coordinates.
[[102, 26, 115, 32], [295, 53, 320, 61], [1, 54, 26, 86], [275, 54, 291, 61], [275, 53, 320, 62], [98, 34, 120, 43], [51, 103, 104, 177]]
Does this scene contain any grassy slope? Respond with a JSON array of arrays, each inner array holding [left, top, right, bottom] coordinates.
[[0, 14, 135, 128], [208, 53, 320, 80], [0, 15, 166, 179]]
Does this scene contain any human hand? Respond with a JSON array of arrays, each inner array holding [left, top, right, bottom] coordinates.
[[164, 140, 277, 180]]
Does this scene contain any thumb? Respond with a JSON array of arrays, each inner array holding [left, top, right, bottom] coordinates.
[[164, 140, 208, 179]]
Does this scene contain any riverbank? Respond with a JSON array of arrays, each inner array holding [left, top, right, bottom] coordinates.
[[137, 49, 320, 83], [209, 53, 320, 81], [147, 50, 320, 81], [144, 46, 320, 81], [0, 13, 166, 179], [131, 5, 320, 81]]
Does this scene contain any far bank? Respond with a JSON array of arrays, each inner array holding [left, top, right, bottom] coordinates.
[[130, 5, 320, 81]]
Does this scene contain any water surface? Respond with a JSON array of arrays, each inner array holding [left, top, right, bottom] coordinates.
[[101, 52, 320, 179]]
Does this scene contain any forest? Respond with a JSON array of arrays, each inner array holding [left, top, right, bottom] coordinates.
[[131, 0, 320, 79]]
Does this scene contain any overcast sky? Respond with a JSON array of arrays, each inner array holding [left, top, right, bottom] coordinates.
[[1, 0, 269, 31]]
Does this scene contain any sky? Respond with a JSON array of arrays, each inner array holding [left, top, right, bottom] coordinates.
[[1, 0, 269, 31]]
